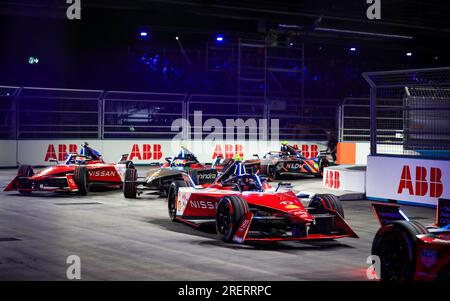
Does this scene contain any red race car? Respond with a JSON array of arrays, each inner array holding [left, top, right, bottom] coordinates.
[[4, 143, 132, 195], [371, 199, 450, 280], [167, 160, 358, 243]]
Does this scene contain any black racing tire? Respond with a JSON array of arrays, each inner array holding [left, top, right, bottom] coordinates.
[[123, 168, 137, 199], [309, 194, 344, 218], [73, 166, 89, 196], [124, 161, 135, 169], [372, 220, 428, 281], [318, 158, 329, 177], [167, 180, 188, 221], [216, 195, 249, 242], [17, 165, 34, 194], [437, 264, 450, 281], [265, 164, 277, 181]]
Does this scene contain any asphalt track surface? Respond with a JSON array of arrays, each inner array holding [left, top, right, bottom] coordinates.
[[0, 168, 435, 280]]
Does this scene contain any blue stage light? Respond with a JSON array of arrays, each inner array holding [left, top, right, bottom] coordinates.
[[216, 35, 224, 42], [350, 47, 356, 52], [140, 31, 148, 37], [406, 52, 412, 56]]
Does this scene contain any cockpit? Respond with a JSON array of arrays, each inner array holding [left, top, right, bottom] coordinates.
[[64, 143, 103, 165], [217, 161, 266, 192], [168, 147, 200, 167]]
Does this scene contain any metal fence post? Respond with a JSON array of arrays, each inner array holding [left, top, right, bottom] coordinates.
[[98, 90, 105, 140], [369, 87, 377, 156], [13, 87, 23, 140]]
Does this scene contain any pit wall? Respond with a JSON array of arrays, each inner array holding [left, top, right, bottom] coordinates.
[[0, 139, 327, 167]]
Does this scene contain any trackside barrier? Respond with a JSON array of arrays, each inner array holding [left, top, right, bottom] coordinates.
[[362, 67, 450, 207], [0, 139, 328, 167]]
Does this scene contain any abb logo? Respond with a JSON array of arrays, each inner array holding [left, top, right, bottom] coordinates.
[[212, 144, 244, 159], [397, 166, 443, 198], [45, 144, 78, 161], [292, 144, 318, 159], [324, 170, 340, 189], [129, 144, 162, 161]]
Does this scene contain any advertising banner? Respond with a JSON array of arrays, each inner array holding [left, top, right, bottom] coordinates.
[[13, 139, 327, 166], [366, 155, 450, 207]]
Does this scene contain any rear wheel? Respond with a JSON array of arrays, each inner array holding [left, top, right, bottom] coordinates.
[[167, 180, 188, 221], [318, 158, 329, 177], [123, 168, 137, 199], [309, 194, 344, 218], [17, 165, 34, 194], [124, 161, 134, 169], [265, 164, 277, 181], [372, 220, 428, 281], [216, 195, 249, 242], [73, 166, 89, 196]]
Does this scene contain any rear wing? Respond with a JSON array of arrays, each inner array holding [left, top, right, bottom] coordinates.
[[372, 202, 409, 226], [436, 198, 450, 228]]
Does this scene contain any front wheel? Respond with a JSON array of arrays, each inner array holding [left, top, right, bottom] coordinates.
[[17, 165, 34, 194], [216, 195, 249, 242], [167, 180, 188, 221], [318, 158, 329, 177], [372, 220, 428, 281], [123, 168, 137, 199], [73, 166, 89, 196], [309, 194, 344, 218]]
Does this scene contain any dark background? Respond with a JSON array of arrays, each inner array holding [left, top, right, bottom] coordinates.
[[0, 0, 449, 98]]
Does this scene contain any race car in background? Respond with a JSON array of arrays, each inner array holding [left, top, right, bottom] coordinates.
[[166, 160, 358, 243], [4, 143, 132, 195], [123, 146, 218, 198], [246, 142, 332, 180], [371, 199, 450, 281]]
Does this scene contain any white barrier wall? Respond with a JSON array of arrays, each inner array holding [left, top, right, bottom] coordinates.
[[0, 140, 17, 167], [366, 156, 450, 207], [8, 140, 328, 166], [322, 166, 366, 193]]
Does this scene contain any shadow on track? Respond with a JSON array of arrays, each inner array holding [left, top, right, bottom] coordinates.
[[147, 217, 355, 252]]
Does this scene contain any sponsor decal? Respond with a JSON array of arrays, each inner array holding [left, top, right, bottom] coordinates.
[[285, 204, 300, 210], [233, 212, 253, 243], [88, 170, 117, 177], [129, 144, 162, 161], [66, 174, 78, 191], [397, 166, 443, 198], [197, 172, 216, 180], [286, 163, 300, 170], [45, 144, 78, 161], [190, 200, 217, 210], [212, 144, 244, 159], [324, 170, 340, 189], [420, 249, 438, 268], [437, 199, 450, 226]]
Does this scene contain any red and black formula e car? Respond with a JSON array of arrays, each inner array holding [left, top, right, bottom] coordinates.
[[371, 199, 450, 281], [166, 160, 358, 243], [246, 142, 331, 180], [4, 143, 132, 195], [123, 146, 218, 198]]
